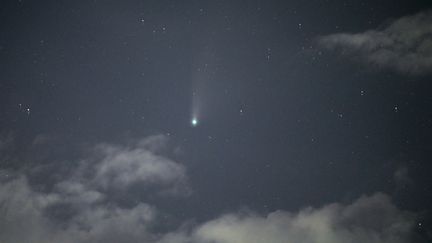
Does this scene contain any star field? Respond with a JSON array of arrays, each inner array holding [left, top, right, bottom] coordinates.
[[1, 0, 432, 242]]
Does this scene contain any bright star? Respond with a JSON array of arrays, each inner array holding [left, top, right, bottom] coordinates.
[[191, 118, 198, 126]]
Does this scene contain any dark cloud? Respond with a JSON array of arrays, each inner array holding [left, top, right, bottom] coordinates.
[[319, 10, 432, 75]]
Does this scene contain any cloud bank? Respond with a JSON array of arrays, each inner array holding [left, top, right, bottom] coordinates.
[[0, 135, 422, 243], [319, 10, 432, 75], [0, 134, 188, 243], [162, 193, 417, 243]]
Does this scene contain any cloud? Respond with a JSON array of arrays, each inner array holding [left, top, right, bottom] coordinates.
[[318, 10, 432, 75], [0, 178, 421, 243], [0, 177, 59, 243], [0, 176, 158, 243], [52, 135, 190, 197], [162, 193, 418, 243], [0, 134, 189, 243], [91, 136, 189, 194], [93, 147, 186, 189], [0, 135, 423, 243]]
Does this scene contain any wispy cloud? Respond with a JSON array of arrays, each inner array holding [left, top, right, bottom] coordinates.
[[319, 10, 432, 75]]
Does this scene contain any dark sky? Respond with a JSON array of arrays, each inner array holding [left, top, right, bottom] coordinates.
[[1, 1, 432, 242]]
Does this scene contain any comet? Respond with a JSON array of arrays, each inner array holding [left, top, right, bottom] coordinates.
[[191, 118, 198, 127]]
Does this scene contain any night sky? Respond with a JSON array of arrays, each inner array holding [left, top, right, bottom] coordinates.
[[1, 1, 432, 242]]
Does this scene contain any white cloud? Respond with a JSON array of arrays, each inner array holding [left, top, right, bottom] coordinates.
[[62, 135, 190, 196], [0, 177, 158, 243], [0, 177, 420, 243], [161, 193, 417, 243], [67, 203, 157, 243], [0, 135, 422, 243], [55, 180, 105, 205], [0, 135, 189, 243], [319, 10, 432, 75], [0, 177, 62, 243], [93, 142, 187, 191]]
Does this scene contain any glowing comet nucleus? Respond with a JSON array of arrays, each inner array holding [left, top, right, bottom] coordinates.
[[191, 118, 198, 127]]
